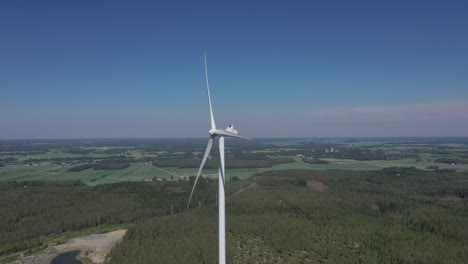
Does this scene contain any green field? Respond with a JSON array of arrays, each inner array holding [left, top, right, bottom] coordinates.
[[0, 162, 257, 185], [1, 138, 468, 185], [2, 155, 467, 186]]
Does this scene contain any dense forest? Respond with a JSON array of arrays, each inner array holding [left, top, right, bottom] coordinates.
[[1, 167, 467, 263], [0, 179, 216, 256], [108, 168, 468, 263], [2, 138, 468, 263]]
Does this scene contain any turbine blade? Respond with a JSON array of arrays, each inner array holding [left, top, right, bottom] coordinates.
[[218, 136, 225, 185], [187, 137, 214, 209], [205, 51, 216, 130]]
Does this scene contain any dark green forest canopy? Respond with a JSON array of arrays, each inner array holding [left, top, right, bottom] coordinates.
[[0, 179, 216, 256], [108, 169, 468, 263], [1, 165, 467, 263]]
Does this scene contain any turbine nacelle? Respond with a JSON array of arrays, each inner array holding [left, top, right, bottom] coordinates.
[[208, 127, 250, 140], [226, 125, 238, 134], [209, 125, 238, 136]]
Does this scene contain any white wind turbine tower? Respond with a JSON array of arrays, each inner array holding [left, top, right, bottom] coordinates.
[[187, 52, 249, 264]]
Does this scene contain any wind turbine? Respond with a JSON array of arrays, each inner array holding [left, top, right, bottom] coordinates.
[[187, 52, 249, 264]]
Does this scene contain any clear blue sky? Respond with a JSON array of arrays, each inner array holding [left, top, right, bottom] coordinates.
[[1, 0, 467, 138]]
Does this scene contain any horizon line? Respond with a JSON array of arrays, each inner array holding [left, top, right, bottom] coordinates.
[[1, 136, 468, 141]]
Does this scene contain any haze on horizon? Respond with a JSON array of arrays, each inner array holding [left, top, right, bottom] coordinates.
[[1, 1, 467, 139]]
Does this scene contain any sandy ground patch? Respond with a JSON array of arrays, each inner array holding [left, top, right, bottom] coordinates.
[[307, 180, 327, 191], [54, 229, 126, 263], [13, 229, 126, 264]]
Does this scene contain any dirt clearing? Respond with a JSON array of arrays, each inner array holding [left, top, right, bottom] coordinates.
[[14, 229, 126, 264], [307, 180, 327, 191], [54, 229, 126, 263]]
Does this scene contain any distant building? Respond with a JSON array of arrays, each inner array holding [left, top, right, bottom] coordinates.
[[156, 177, 163, 182], [143, 178, 153, 182]]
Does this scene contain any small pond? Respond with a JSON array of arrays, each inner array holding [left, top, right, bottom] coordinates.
[[50, 250, 82, 264]]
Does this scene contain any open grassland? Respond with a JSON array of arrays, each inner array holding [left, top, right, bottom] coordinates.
[[321, 158, 468, 171], [256, 156, 468, 172], [2, 139, 468, 186], [264, 157, 380, 171], [0, 162, 175, 185], [0, 162, 257, 186], [2, 155, 468, 186], [0, 157, 381, 185]]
